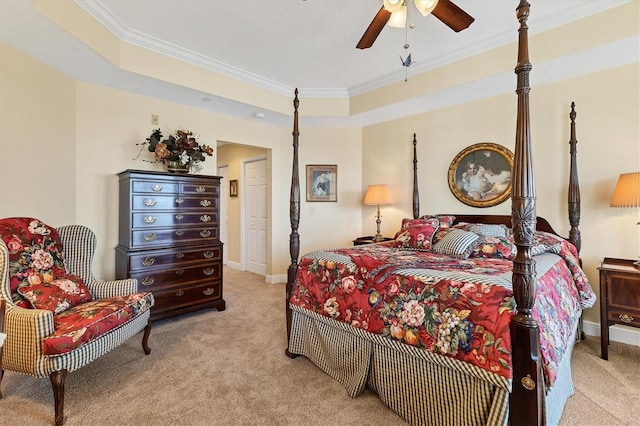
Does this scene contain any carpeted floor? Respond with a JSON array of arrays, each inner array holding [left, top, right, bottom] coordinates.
[[1, 267, 638, 425]]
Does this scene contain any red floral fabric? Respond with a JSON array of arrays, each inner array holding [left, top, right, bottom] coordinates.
[[290, 239, 595, 387], [0, 218, 68, 308], [17, 274, 93, 314], [469, 236, 516, 260], [43, 292, 154, 355], [393, 218, 439, 251]]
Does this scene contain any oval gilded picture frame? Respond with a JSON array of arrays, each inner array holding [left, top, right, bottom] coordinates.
[[447, 142, 514, 208]]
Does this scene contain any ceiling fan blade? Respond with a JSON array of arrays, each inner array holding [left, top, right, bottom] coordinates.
[[431, 0, 474, 32], [356, 6, 391, 50]]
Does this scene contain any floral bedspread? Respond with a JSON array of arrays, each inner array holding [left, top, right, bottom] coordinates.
[[290, 238, 595, 388]]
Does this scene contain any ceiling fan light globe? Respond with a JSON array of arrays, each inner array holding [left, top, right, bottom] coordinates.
[[383, 0, 404, 13], [387, 6, 407, 28], [414, 0, 439, 16]]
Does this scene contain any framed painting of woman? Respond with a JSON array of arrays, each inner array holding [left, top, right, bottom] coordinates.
[[448, 143, 514, 208]]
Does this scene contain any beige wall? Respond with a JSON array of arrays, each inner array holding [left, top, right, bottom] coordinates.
[[0, 42, 362, 282], [362, 62, 640, 326], [0, 43, 76, 224]]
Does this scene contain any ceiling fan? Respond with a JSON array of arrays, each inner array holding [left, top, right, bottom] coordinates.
[[356, 0, 475, 50]]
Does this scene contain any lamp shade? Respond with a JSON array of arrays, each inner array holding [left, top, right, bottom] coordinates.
[[364, 184, 394, 206], [610, 172, 640, 207]]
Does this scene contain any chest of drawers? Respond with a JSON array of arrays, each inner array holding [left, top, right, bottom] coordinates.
[[116, 169, 225, 320]]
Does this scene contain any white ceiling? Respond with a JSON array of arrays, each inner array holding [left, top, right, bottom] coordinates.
[[0, 0, 633, 127]]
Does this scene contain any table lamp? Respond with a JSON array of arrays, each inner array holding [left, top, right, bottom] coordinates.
[[610, 172, 640, 265], [364, 184, 394, 242]]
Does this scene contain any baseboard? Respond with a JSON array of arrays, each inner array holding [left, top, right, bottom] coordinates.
[[224, 260, 242, 270], [266, 274, 286, 284], [583, 320, 640, 347], [224, 261, 285, 284]]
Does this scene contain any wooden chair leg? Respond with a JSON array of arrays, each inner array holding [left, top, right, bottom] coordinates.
[[50, 369, 67, 426], [0, 368, 4, 399], [142, 319, 152, 355]]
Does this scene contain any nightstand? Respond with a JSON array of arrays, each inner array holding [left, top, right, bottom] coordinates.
[[598, 258, 640, 360], [353, 236, 394, 246]]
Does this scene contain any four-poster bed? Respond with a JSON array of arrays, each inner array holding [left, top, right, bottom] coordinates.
[[285, 2, 594, 425]]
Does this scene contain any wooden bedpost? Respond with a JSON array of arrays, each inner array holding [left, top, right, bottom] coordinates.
[[412, 133, 420, 219], [568, 102, 581, 253], [509, 1, 544, 425], [285, 89, 301, 357]]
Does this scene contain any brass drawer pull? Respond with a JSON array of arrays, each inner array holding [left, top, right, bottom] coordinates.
[[203, 268, 215, 276], [200, 214, 211, 223], [175, 198, 184, 204], [176, 269, 185, 275], [142, 257, 155, 266], [176, 289, 184, 297], [151, 185, 163, 192], [196, 186, 205, 193], [200, 230, 211, 238], [203, 250, 215, 259], [141, 277, 155, 286], [175, 214, 184, 220], [175, 230, 184, 236], [203, 288, 214, 296], [200, 199, 212, 207], [176, 252, 185, 259], [144, 198, 157, 207], [144, 233, 157, 241], [144, 216, 157, 224], [619, 314, 634, 324]]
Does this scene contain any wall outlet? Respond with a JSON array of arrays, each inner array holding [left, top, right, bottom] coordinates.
[[151, 114, 159, 125]]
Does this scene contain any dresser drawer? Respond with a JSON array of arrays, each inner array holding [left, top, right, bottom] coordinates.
[[132, 195, 217, 210], [131, 226, 218, 248], [132, 180, 180, 194], [181, 183, 219, 197], [128, 246, 222, 271], [151, 281, 222, 316], [133, 262, 222, 290], [132, 211, 218, 228]]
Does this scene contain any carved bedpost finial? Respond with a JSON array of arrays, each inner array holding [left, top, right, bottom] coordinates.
[[510, 2, 544, 425], [286, 88, 301, 351], [568, 101, 581, 252]]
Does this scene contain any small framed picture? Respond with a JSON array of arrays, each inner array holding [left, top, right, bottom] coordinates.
[[306, 165, 337, 202], [229, 179, 238, 197], [447, 143, 514, 208]]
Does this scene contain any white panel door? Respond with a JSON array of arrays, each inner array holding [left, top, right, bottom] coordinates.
[[218, 165, 229, 265], [244, 158, 267, 276]]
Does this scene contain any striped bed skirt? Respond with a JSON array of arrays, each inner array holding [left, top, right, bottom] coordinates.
[[288, 305, 578, 426]]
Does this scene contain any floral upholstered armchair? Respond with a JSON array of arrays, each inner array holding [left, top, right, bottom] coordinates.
[[0, 217, 154, 425]]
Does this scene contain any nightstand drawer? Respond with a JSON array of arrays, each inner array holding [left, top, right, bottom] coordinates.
[[607, 309, 640, 327]]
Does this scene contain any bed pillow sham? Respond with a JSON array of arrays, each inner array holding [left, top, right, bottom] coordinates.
[[394, 218, 440, 251]]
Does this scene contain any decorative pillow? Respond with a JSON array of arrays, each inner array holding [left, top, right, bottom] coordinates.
[[431, 229, 481, 259], [0, 217, 68, 307], [393, 218, 440, 251], [419, 215, 456, 229], [17, 274, 93, 314], [469, 236, 517, 260], [467, 223, 509, 238]]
